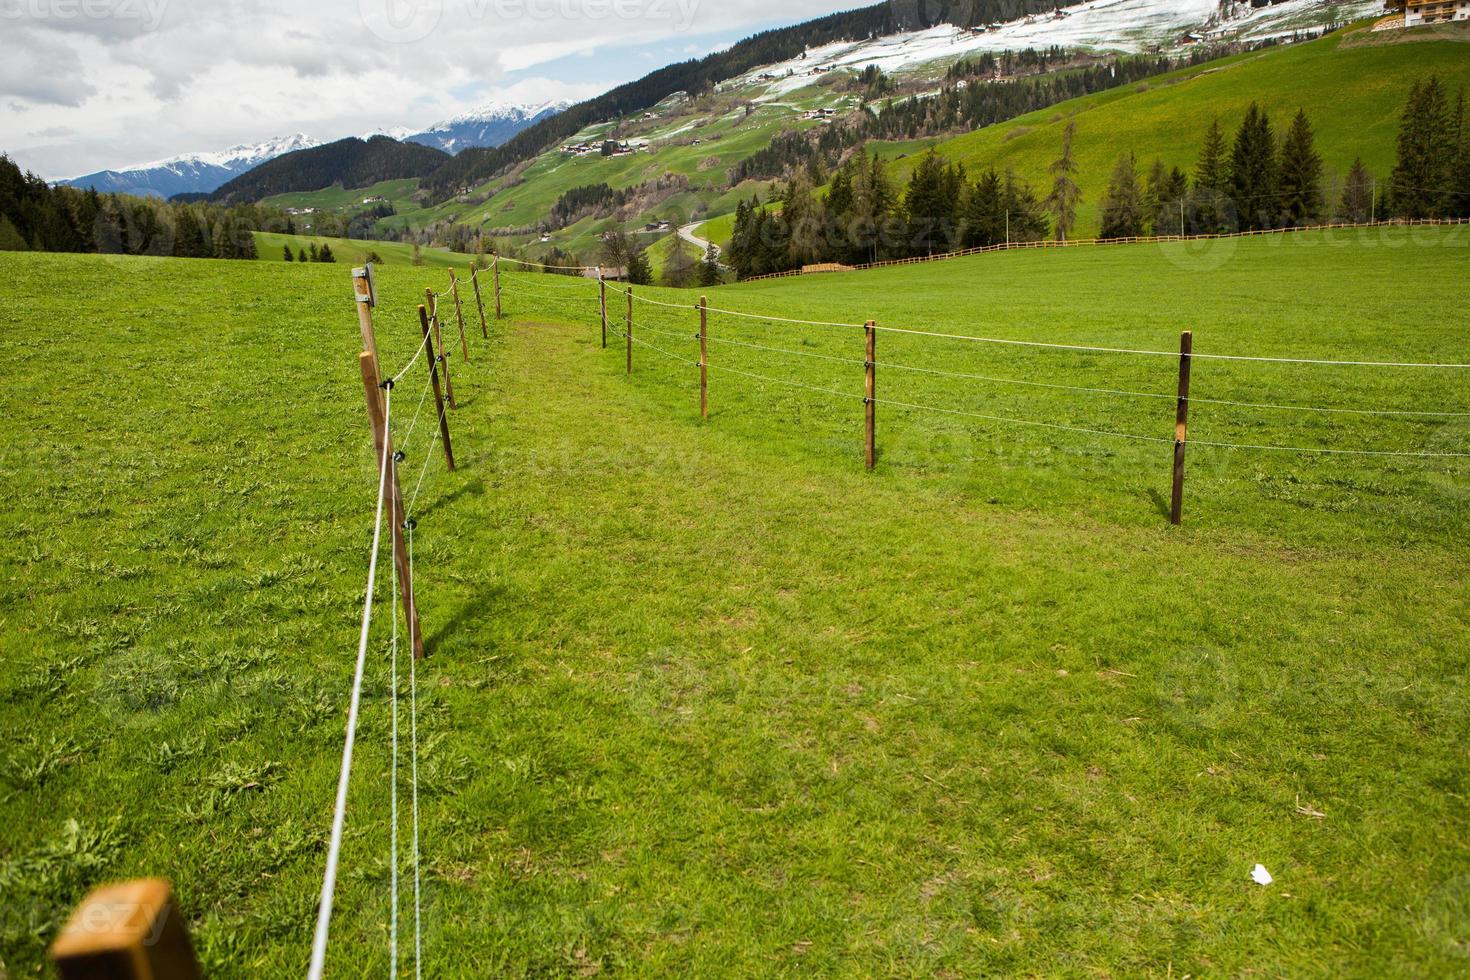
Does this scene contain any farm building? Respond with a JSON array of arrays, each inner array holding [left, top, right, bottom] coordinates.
[[1384, 0, 1470, 23]]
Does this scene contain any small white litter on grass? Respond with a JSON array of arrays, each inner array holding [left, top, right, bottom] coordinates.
[[1251, 864, 1273, 886]]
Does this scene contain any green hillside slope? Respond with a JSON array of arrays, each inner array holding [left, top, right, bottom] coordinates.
[[901, 22, 1470, 236]]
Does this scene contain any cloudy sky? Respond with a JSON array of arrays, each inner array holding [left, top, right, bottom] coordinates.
[[0, 0, 858, 179]]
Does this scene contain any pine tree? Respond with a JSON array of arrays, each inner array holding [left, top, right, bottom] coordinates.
[[284, 243, 295, 262], [903, 149, 961, 255], [1144, 158, 1168, 235], [663, 240, 696, 287], [1448, 88, 1470, 219], [1230, 103, 1278, 230], [318, 243, 335, 263], [1277, 109, 1324, 228], [850, 152, 897, 263], [299, 247, 309, 263], [308, 243, 319, 262], [1004, 170, 1049, 242], [626, 244, 653, 285], [1337, 158, 1375, 223], [698, 243, 722, 286], [1390, 76, 1455, 218], [1099, 153, 1145, 239], [964, 168, 1005, 247], [1190, 117, 1231, 233], [1046, 119, 1081, 241], [784, 170, 826, 266]]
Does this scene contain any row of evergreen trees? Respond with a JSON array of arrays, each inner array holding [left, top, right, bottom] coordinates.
[[1, 153, 277, 259], [282, 242, 337, 263], [726, 76, 1470, 279]]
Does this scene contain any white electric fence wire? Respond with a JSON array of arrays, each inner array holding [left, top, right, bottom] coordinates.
[[308, 384, 393, 980], [874, 395, 1173, 444], [388, 453, 401, 979], [706, 361, 864, 402], [629, 332, 699, 366], [407, 524, 423, 980], [392, 330, 434, 385], [1190, 439, 1470, 458], [400, 377, 434, 454], [497, 254, 597, 272], [706, 333, 867, 367], [703, 303, 865, 329], [871, 322, 1470, 369], [407, 395, 449, 518]]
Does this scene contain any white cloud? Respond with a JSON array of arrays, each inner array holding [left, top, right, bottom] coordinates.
[[0, 0, 857, 177]]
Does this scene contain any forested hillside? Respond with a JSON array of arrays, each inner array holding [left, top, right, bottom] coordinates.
[[206, 136, 449, 204], [418, 0, 1065, 201]]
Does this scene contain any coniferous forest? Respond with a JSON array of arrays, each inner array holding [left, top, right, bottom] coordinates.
[[725, 76, 1470, 280]]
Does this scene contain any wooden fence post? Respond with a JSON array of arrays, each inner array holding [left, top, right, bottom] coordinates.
[[599, 274, 607, 349], [419, 304, 456, 472], [626, 285, 634, 374], [449, 269, 470, 363], [493, 255, 502, 319], [1170, 330, 1193, 526], [349, 269, 423, 658], [352, 265, 380, 371], [698, 296, 709, 418], [49, 879, 201, 980], [425, 288, 455, 409], [359, 352, 425, 658], [470, 265, 488, 338], [864, 320, 877, 470]]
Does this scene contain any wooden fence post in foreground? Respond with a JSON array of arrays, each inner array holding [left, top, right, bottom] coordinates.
[[864, 320, 877, 471], [626, 285, 634, 374], [425, 288, 455, 409], [599, 274, 608, 349], [493, 255, 502, 319], [359, 352, 424, 659], [470, 265, 488, 338], [350, 268, 423, 658], [418, 305, 456, 472], [49, 879, 201, 980], [1170, 329, 1193, 526], [449, 269, 470, 363], [698, 296, 709, 418]]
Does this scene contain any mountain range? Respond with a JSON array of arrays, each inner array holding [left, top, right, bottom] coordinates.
[[405, 101, 573, 155], [56, 102, 569, 199]]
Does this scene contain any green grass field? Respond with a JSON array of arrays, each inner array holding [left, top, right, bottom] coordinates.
[[889, 22, 1470, 238], [2, 226, 1468, 976], [253, 232, 467, 270]]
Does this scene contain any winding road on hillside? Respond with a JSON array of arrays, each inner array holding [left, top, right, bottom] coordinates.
[[678, 220, 728, 269]]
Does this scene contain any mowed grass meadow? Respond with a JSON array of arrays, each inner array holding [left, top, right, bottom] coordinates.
[[1, 226, 1468, 976]]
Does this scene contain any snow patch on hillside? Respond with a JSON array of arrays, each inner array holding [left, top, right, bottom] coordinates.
[[725, 0, 1370, 101]]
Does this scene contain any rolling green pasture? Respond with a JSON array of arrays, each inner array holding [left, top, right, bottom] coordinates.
[[252, 232, 466, 270], [894, 22, 1470, 237], [2, 226, 1468, 976]]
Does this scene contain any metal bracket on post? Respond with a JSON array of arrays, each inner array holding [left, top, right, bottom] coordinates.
[[351, 264, 377, 308]]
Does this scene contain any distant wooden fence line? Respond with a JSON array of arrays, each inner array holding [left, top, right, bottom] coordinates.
[[737, 217, 1470, 283]]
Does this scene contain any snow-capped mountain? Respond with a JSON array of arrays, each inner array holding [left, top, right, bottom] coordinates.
[[406, 101, 571, 155], [60, 134, 320, 199]]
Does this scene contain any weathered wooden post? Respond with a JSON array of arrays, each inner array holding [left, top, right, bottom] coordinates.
[[626, 285, 634, 374], [449, 269, 470, 363], [493, 254, 502, 319], [864, 320, 877, 471], [425, 287, 455, 409], [1170, 329, 1193, 526], [359, 352, 424, 658], [351, 268, 426, 658], [599, 273, 608, 349], [698, 296, 709, 418], [470, 265, 488, 338], [419, 304, 456, 471], [352, 264, 380, 369], [49, 879, 201, 980]]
